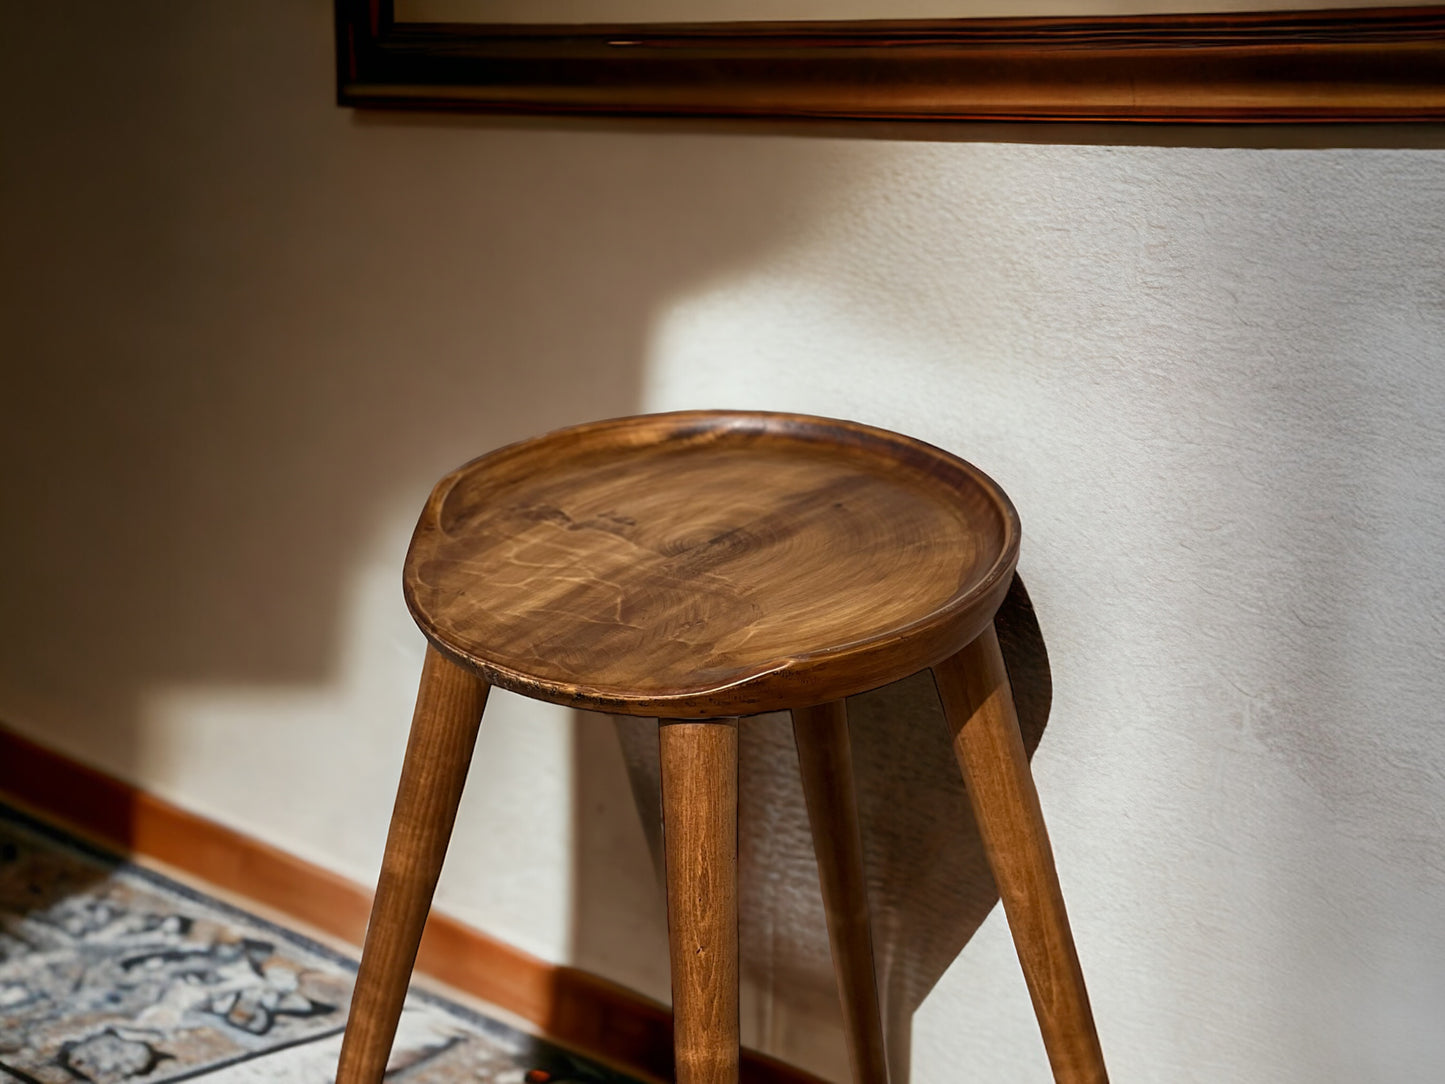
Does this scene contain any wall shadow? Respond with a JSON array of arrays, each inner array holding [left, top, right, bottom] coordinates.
[[0, 0, 822, 860], [1, 2, 1038, 1078], [0, 0, 826, 1042]]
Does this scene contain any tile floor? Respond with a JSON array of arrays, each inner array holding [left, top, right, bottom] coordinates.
[[0, 803, 642, 1084]]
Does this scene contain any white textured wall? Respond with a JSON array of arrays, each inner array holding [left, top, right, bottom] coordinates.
[[2, 4, 1443, 1082]]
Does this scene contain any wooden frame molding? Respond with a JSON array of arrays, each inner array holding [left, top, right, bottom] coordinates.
[[336, 2, 1445, 123], [0, 725, 823, 1084]]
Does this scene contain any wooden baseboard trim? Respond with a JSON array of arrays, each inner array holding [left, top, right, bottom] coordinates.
[[0, 725, 822, 1084]]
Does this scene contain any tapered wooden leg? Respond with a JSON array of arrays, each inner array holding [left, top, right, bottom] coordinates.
[[660, 718, 740, 1084], [933, 624, 1108, 1084], [792, 701, 890, 1084], [336, 645, 489, 1084]]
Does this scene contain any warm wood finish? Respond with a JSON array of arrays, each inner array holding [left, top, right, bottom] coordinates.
[[791, 702, 890, 1084], [0, 724, 829, 1084], [337, 2, 1445, 123], [338, 646, 490, 1084], [660, 719, 741, 1084], [933, 627, 1107, 1084], [405, 411, 1017, 718]]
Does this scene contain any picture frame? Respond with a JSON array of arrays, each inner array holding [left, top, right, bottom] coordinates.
[[335, 1, 1445, 122]]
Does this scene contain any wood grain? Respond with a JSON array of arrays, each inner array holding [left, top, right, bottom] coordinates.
[[405, 411, 1018, 718], [338, 645, 490, 1084], [661, 719, 740, 1084], [791, 702, 890, 1084], [933, 627, 1107, 1084], [337, 3, 1445, 123]]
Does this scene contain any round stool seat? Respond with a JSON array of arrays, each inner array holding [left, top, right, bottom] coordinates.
[[403, 411, 1019, 718]]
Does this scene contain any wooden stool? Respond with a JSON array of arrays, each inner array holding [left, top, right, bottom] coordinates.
[[336, 411, 1107, 1084]]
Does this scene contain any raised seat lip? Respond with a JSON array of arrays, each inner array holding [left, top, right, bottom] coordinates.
[[403, 410, 1021, 717]]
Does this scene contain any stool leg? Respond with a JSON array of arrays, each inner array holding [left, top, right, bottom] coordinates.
[[336, 645, 489, 1084], [660, 718, 740, 1084], [933, 625, 1108, 1084], [792, 701, 890, 1084]]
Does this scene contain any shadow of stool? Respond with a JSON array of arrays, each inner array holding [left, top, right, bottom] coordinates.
[[612, 573, 1058, 1083]]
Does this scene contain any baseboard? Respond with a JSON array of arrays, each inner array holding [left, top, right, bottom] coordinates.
[[0, 725, 822, 1084]]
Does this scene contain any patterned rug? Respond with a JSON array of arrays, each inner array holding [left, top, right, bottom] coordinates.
[[0, 803, 642, 1084]]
